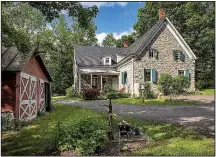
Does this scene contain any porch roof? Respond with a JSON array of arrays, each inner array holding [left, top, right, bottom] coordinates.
[[79, 68, 119, 75]]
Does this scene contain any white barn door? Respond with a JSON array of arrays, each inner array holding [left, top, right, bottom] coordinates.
[[19, 73, 37, 120], [39, 79, 45, 112]]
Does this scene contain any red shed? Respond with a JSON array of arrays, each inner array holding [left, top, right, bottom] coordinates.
[[1, 46, 52, 120]]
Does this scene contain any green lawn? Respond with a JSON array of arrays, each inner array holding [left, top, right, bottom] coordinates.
[[123, 118, 214, 156], [201, 89, 215, 95], [112, 97, 199, 106], [2, 105, 214, 156], [2, 105, 109, 156], [52, 96, 83, 101]]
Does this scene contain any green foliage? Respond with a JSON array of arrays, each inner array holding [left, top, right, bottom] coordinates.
[[2, 106, 109, 156], [124, 118, 214, 156], [66, 86, 78, 98], [158, 73, 173, 95], [102, 33, 117, 47], [158, 74, 190, 95], [82, 88, 100, 100], [200, 89, 215, 95], [27, 2, 98, 28], [171, 75, 191, 95], [133, 2, 215, 89], [112, 97, 199, 106], [103, 84, 113, 94], [141, 82, 155, 99], [116, 34, 136, 48]]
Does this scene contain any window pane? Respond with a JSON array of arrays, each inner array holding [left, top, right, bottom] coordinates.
[[144, 69, 151, 81], [178, 70, 184, 76]]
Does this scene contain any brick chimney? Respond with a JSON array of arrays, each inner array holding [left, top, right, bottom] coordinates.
[[124, 40, 128, 48], [159, 8, 165, 20]]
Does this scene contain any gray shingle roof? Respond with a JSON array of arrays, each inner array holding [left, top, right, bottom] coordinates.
[[75, 46, 126, 66], [75, 19, 166, 67], [1, 46, 30, 71], [123, 19, 165, 56], [1, 46, 52, 81]]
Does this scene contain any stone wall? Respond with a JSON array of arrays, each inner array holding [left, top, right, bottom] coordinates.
[[133, 24, 195, 95]]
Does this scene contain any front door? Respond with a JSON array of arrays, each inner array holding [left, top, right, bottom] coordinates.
[[92, 75, 98, 89]]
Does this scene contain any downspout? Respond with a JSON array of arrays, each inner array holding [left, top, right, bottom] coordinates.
[[131, 57, 134, 97]]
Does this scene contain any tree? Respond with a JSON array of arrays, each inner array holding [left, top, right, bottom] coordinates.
[[102, 33, 117, 48], [133, 2, 215, 89], [43, 16, 98, 95], [116, 34, 136, 48], [1, 2, 98, 53]]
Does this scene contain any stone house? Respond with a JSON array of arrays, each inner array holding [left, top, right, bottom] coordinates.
[[74, 9, 197, 97]]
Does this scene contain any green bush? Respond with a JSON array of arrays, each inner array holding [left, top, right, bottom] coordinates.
[[143, 82, 155, 99], [158, 73, 173, 95], [103, 84, 113, 94], [158, 73, 191, 95], [54, 117, 109, 155], [171, 75, 190, 95], [117, 93, 131, 98], [66, 86, 78, 98]]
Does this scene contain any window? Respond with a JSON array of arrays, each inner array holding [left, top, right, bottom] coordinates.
[[173, 50, 185, 61], [144, 69, 151, 81], [178, 70, 184, 76], [105, 58, 109, 64], [149, 48, 158, 59], [149, 49, 154, 58]]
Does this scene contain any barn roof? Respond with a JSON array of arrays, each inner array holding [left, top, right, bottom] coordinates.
[[1, 46, 52, 81]]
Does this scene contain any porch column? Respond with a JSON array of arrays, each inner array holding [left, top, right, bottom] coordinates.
[[100, 75, 103, 92], [90, 74, 92, 88], [79, 73, 81, 92]]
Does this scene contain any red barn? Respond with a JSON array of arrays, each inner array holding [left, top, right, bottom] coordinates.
[[1, 46, 52, 120]]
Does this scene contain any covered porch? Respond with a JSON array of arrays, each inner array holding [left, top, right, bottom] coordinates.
[[78, 68, 119, 92]]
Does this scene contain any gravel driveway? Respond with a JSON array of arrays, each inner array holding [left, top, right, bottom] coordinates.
[[55, 96, 215, 137]]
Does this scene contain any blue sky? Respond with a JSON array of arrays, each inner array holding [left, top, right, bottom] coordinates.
[[57, 2, 145, 45], [80, 2, 145, 44]]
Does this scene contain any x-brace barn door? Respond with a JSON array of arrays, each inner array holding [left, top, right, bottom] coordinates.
[[19, 73, 37, 120], [39, 79, 45, 112]]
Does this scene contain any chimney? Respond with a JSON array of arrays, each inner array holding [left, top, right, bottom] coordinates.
[[124, 40, 128, 48], [159, 8, 165, 20]]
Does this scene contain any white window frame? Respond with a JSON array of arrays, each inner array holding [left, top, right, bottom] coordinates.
[[104, 57, 111, 65]]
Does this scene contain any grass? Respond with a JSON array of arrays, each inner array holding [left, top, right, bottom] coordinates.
[[1, 105, 109, 156], [2, 105, 214, 156], [200, 89, 215, 95], [112, 97, 199, 106], [52, 96, 83, 101], [122, 117, 214, 156]]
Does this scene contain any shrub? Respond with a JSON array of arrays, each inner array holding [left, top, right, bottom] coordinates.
[[143, 82, 155, 99], [82, 88, 100, 100], [158, 73, 173, 95], [117, 93, 131, 98], [158, 73, 191, 95], [66, 86, 78, 98], [171, 75, 190, 95], [53, 117, 109, 155], [103, 84, 113, 94]]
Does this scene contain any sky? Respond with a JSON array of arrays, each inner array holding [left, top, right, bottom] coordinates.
[[59, 2, 145, 45]]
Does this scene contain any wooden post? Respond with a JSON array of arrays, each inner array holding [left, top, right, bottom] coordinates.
[[90, 74, 92, 88], [79, 73, 81, 92], [101, 75, 103, 91], [108, 98, 114, 139]]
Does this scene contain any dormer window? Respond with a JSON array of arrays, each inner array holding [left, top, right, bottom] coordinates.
[[105, 57, 109, 64], [103, 57, 111, 65]]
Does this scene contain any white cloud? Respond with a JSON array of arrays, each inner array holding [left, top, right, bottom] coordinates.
[[80, 2, 128, 8], [60, 10, 68, 15], [96, 28, 134, 45]]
